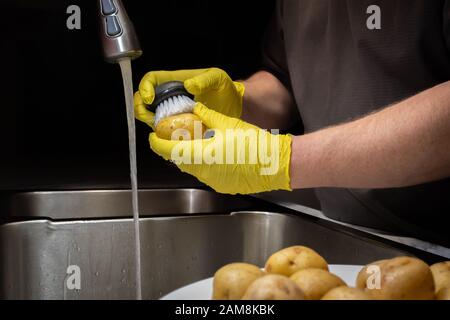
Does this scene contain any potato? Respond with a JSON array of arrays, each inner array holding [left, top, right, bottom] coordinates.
[[265, 246, 328, 277], [430, 261, 450, 293], [321, 286, 372, 300], [290, 268, 346, 300], [436, 287, 450, 300], [356, 259, 387, 289], [155, 113, 206, 140], [357, 257, 435, 300], [212, 263, 264, 300], [242, 275, 305, 300]]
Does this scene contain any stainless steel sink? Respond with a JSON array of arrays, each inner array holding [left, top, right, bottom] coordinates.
[[0, 189, 254, 220], [0, 189, 443, 299]]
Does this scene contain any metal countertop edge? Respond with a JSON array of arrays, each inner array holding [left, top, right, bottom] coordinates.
[[258, 198, 450, 259]]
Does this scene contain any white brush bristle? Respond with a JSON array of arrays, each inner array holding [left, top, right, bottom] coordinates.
[[154, 95, 196, 126]]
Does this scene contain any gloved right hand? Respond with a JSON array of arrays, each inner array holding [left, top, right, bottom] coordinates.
[[149, 103, 293, 195], [134, 68, 245, 130]]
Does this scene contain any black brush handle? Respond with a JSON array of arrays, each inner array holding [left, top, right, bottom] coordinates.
[[147, 81, 194, 112]]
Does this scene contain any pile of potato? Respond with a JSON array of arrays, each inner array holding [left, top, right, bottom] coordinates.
[[212, 245, 450, 300]]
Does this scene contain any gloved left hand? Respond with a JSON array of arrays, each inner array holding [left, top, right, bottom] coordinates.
[[149, 103, 293, 195]]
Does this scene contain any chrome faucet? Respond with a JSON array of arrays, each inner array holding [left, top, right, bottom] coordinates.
[[97, 0, 142, 63]]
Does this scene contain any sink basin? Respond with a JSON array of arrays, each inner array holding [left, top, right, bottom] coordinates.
[[0, 189, 444, 299]]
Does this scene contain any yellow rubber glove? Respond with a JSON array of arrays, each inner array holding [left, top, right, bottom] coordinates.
[[134, 68, 245, 130], [149, 103, 293, 195]]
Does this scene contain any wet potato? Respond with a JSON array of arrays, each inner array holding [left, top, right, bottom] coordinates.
[[290, 268, 346, 300], [264, 246, 328, 277], [242, 274, 305, 300], [430, 261, 450, 293], [212, 263, 264, 300], [321, 286, 372, 300], [356, 259, 387, 289], [155, 113, 206, 140], [357, 257, 435, 300]]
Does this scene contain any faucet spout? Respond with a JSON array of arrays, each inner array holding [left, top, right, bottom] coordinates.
[[98, 0, 142, 63]]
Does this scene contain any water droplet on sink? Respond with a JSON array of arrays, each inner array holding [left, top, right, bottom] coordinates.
[[122, 269, 126, 274], [95, 272, 99, 277]]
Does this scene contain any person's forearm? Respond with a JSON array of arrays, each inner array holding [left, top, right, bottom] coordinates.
[[290, 81, 450, 189], [241, 71, 297, 129]]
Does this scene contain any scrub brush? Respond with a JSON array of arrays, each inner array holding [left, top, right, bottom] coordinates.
[[148, 81, 207, 140], [147, 81, 196, 127]]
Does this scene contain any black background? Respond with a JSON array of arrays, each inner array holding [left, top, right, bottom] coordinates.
[[0, 0, 277, 190]]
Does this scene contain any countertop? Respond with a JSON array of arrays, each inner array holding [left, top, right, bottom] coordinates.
[[255, 191, 450, 259]]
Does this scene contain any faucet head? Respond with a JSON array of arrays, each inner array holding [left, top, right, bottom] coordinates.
[[98, 0, 142, 63]]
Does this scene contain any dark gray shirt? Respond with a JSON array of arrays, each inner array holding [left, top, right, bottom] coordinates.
[[262, 0, 450, 245]]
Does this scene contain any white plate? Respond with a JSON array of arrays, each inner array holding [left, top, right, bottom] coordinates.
[[161, 264, 363, 300]]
